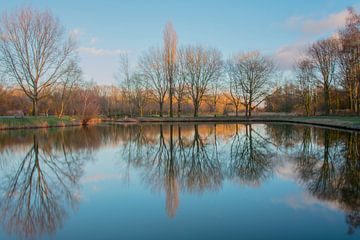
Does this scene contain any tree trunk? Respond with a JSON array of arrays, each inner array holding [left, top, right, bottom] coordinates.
[[169, 82, 173, 117], [355, 81, 359, 115], [59, 102, 65, 117], [32, 98, 38, 116], [177, 98, 181, 118], [324, 84, 330, 115], [349, 86, 354, 112], [193, 102, 199, 117], [140, 105, 144, 117], [235, 105, 239, 117], [213, 101, 217, 117], [159, 102, 164, 117]]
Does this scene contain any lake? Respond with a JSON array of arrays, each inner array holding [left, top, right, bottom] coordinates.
[[0, 123, 359, 239]]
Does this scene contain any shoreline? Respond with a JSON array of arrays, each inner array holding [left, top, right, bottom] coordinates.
[[0, 123, 83, 131], [103, 116, 360, 131], [0, 116, 83, 131], [0, 116, 359, 131]]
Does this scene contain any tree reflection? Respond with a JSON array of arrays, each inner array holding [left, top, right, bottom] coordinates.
[[0, 130, 90, 239], [228, 124, 274, 186], [294, 127, 360, 234], [3, 123, 360, 237], [121, 123, 277, 217], [183, 124, 223, 192]]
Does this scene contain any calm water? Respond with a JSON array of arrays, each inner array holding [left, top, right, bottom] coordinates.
[[0, 123, 359, 240]]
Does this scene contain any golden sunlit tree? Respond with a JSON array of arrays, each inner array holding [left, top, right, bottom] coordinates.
[[163, 22, 177, 117]]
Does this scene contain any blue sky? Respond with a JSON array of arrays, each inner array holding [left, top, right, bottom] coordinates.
[[0, 0, 359, 84]]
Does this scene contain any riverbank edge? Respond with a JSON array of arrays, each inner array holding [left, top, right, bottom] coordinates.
[[1, 116, 359, 131], [0, 122, 83, 131], [0, 116, 101, 131], [103, 116, 360, 131]]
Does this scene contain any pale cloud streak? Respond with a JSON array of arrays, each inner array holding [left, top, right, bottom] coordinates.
[[285, 9, 349, 35], [77, 47, 124, 57], [69, 28, 84, 40], [272, 41, 308, 70], [90, 37, 100, 45], [273, 8, 352, 70]]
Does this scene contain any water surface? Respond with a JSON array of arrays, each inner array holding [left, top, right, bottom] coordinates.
[[0, 123, 359, 239]]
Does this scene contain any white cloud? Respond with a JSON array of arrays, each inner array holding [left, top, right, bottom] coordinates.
[[90, 37, 100, 45], [274, 192, 341, 212], [272, 41, 308, 70], [69, 28, 84, 40], [273, 8, 352, 70], [77, 47, 124, 57], [286, 10, 349, 35]]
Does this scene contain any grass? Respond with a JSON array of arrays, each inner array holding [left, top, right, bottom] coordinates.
[[1, 114, 359, 130], [105, 114, 360, 130], [297, 115, 360, 124], [0, 116, 81, 130]]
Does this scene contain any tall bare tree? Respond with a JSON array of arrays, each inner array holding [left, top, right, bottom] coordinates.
[[295, 58, 315, 116], [228, 51, 275, 117], [163, 22, 177, 117], [129, 73, 149, 117], [139, 47, 168, 117], [116, 53, 134, 116], [0, 8, 76, 116], [205, 81, 222, 117], [308, 38, 338, 115], [175, 47, 188, 117], [182, 46, 222, 117], [227, 58, 245, 116], [53, 60, 82, 117], [338, 8, 360, 114]]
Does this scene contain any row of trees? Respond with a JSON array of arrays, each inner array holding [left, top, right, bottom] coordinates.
[[292, 8, 360, 115], [0, 7, 359, 117], [118, 23, 276, 117], [0, 7, 277, 117]]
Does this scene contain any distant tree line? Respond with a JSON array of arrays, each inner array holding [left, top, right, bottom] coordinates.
[[0, 7, 359, 118], [267, 8, 360, 115]]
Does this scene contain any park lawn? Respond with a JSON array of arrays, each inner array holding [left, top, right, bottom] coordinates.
[[0, 116, 82, 130], [297, 115, 360, 125]]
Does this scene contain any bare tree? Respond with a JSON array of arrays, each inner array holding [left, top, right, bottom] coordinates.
[[308, 38, 338, 115], [175, 48, 188, 117], [163, 22, 177, 117], [116, 53, 134, 117], [69, 81, 100, 122], [53, 60, 82, 117], [226, 58, 245, 116], [338, 8, 360, 114], [182, 45, 222, 117], [228, 51, 275, 117], [0, 8, 76, 116], [205, 81, 222, 117], [139, 47, 168, 116], [129, 73, 149, 117], [295, 58, 315, 116]]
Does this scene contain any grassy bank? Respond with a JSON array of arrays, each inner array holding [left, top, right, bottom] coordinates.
[[1, 115, 359, 131], [0, 116, 83, 130], [104, 115, 360, 131]]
